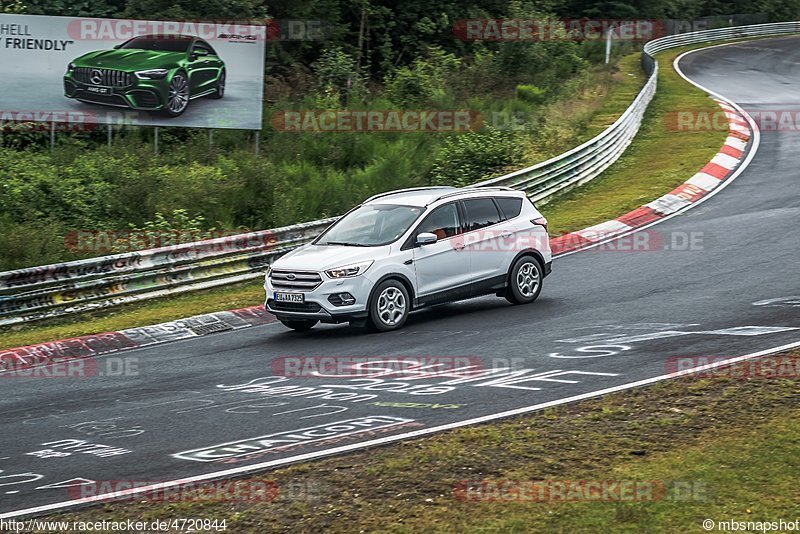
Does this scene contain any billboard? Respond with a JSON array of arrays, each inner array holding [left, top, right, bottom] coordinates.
[[0, 14, 266, 129]]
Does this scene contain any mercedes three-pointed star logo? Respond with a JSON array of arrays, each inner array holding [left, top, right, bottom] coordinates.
[[90, 69, 103, 85]]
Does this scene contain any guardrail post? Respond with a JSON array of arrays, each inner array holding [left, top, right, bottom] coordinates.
[[50, 120, 56, 152], [107, 123, 112, 147], [154, 127, 159, 156]]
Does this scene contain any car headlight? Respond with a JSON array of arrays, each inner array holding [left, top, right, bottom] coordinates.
[[325, 260, 373, 279], [67, 62, 75, 72], [135, 69, 169, 80]]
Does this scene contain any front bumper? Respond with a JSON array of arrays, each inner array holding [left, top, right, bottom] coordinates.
[[64, 75, 166, 111], [264, 273, 372, 324]]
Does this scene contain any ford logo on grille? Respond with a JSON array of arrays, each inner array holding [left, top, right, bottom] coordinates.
[[286, 273, 297, 280], [90, 69, 104, 85]]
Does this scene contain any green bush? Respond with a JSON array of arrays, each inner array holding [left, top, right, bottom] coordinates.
[[516, 84, 547, 105], [312, 46, 368, 104], [428, 128, 525, 187], [386, 67, 436, 107], [384, 47, 460, 107]]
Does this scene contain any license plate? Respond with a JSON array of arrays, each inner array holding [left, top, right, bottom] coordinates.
[[86, 86, 110, 94], [275, 292, 304, 303]]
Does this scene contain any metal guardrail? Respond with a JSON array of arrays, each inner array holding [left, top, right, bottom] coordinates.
[[1, 21, 797, 326]]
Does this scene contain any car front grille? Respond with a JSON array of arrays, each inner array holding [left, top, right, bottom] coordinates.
[[268, 300, 322, 313], [73, 67, 133, 87], [269, 270, 322, 291]]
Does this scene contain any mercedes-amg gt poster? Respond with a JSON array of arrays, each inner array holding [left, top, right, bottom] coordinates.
[[0, 14, 265, 129]]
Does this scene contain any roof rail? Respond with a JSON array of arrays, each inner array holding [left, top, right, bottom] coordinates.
[[364, 186, 456, 203], [427, 186, 517, 205]]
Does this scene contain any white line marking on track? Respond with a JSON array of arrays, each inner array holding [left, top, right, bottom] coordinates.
[[3, 338, 799, 519]]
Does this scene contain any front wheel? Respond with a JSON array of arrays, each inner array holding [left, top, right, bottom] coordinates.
[[210, 69, 225, 99], [367, 280, 410, 332], [505, 256, 543, 305], [162, 71, 190, 117], [280, 319, 318, 331]]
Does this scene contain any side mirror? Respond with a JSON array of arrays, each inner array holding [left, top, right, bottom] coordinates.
[[113, 44, 121, 49], [416, 232, 438, 245]]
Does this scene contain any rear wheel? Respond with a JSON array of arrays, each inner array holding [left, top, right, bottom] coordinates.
[[505, 256, 543, 305], [367, 280, 410, 332], [280, 319, 318, 331]]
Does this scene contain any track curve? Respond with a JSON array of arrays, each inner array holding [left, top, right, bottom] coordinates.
[[2, 37, 800, 518]]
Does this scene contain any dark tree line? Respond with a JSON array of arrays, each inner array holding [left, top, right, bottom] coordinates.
[[13, 0, 800, 82]]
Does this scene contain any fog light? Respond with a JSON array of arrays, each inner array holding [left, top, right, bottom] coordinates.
[[328, 293, 356, 306]]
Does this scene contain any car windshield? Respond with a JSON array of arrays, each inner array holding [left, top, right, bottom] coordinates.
[[119, 37, 192, 52], [316, 204, 424, 246]]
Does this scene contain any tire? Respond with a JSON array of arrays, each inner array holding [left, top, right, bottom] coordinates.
[[162, 71, 190, 117], [210, 69, 225, 99], [280, 319, 318, 331], [505, 255, 543, 305], [367, 279, 410, 332]]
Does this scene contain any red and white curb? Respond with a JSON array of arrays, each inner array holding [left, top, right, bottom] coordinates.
[[0, 306, 275, 373], [0, 104, 753, 372], [550, 98, 751, 255]]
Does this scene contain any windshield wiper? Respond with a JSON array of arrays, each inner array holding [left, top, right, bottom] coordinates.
[[324, 241, 370, 247]]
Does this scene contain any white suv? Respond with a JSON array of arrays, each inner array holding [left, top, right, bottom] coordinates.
[[264, 186, 552, 332]]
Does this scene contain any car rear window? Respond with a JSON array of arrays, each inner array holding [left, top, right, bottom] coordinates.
[[495, 197, 523, 219], [463, 198, 501, 231]]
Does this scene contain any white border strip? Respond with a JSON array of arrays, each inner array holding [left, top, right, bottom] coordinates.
[[4, 338, 799, 520]]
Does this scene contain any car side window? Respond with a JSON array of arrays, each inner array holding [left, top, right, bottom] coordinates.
[[416, 203, 461, 240], [495, 197, 523, 219], [202, 42, 218, 55], [192, 42, 214, 56], [463, 198, 501, 231]]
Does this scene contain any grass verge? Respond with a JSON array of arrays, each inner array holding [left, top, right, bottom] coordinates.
[[0, 43, 731, 349], [539, 45, 727, 236], [51, 351, 800, 532]]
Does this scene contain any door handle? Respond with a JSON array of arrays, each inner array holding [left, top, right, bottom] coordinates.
[[500, 232, 512, 238], [454, 242, 465, 251]]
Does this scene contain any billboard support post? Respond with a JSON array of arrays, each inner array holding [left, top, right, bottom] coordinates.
[[50, 121, 56, 152], [208, 129, 213, 150], [154, 127, 159, 156], [254, 130, 260, 155], [107, 124, 112, 147]]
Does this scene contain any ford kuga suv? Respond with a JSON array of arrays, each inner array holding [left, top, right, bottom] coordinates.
[[64, 34, 225, 117], [264, 186, 552, 332]]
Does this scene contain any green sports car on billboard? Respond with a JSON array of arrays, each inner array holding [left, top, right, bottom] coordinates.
[[64, 35, 225, 117]]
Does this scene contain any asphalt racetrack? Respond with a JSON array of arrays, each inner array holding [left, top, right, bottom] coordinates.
[[2, 37, 799, 518]]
